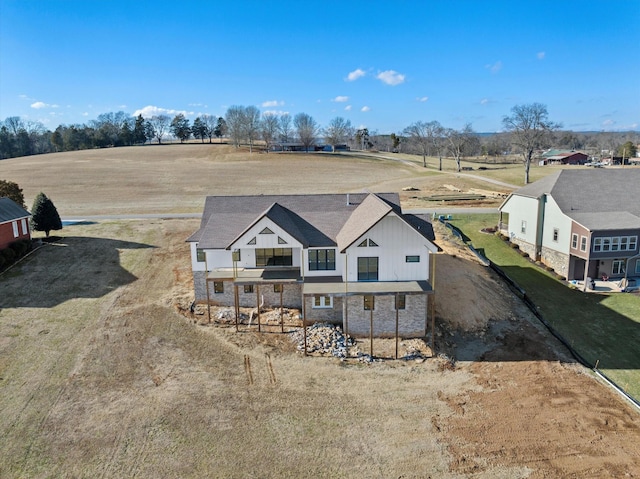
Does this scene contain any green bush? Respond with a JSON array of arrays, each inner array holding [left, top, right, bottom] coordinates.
[[520, 251, 529, 258], [9, 239, 30, 256], [1, 248, 16, 263], [0, 255, 5, 269], [510, 242, 520, 249]]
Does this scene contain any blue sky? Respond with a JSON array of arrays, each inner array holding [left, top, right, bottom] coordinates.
[[1, 0, 639, 133]]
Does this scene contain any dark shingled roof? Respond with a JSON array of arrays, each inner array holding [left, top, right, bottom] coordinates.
[[0, 197, 30, 224], [189, 193, 435, 249], [505, 169, 640, 230]]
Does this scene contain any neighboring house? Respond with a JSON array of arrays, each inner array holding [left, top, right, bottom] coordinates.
[[538, 152, 588, 166], [0, 197, 31, 250], [499, 169, 640, 282], [188, 193, 438, 337]]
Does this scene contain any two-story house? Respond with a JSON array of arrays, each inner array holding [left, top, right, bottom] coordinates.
[[187, 193, 438, 337], [499, 169, 640, 283]]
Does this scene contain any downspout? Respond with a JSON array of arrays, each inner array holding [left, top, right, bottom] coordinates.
[[536, 194, 546, 261]]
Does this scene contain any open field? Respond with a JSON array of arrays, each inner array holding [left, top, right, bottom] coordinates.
[[1, 144, 534, 215], [2, 147, 640, 476], [1, 220, 639, 478]]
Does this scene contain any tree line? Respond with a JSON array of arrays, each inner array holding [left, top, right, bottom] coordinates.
[[1, 105, 638, 183]]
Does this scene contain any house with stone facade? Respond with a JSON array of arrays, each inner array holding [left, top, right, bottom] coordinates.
[[499, 169, 640, 282], [0, 197, 31, 250], [187, 192, 438, 337]]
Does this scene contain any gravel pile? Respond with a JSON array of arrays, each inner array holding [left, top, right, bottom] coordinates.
[[290, 323, 357, 358]]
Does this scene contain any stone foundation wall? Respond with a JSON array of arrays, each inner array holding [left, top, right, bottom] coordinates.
[[510, 238, 536, 258], [344, 295, 427, 338], [303, 297, 344, 325], [540, 247, 569, 277], [193, 275, 302, 308]]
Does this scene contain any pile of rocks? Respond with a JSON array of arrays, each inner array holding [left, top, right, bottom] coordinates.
[[290, 323, 357, 358]]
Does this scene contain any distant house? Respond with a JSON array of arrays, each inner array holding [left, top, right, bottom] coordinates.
[[0, 197, 31, 250], [538, 151, 588, 166], [187, 193, 438, 337], [499, 169, 640, 282]]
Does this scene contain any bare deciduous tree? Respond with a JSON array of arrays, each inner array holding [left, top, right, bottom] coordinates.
[[445, 123, 476, 172], [403, 120, 445, 168], [148, 114, 170, 144], [279, 114, 292, 143], [261, 113, 280, 153], [225, 106, 245, 148], [293, 113, 319, 153], [503, 103, 561, 184], [324, 117, 353, 152]]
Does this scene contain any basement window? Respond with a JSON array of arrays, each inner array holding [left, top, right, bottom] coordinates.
[[244, 285, 254, 294], [364, 295, 375, 311], [273, 284, 283, 293], [213, 281, 224, 294], [313, 295, 333, 308]]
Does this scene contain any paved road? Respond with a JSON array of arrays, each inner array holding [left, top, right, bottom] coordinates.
[[353, 151, 519, 189]]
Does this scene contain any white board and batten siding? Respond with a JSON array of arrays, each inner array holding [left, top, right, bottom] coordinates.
[[539, 196, 572, 255], [344, 214, 435, 282]]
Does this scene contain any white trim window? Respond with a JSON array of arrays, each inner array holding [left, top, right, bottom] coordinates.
[[21, 219, 28, 235], [312, 295, 333, 309], [571, 233, 578, 249], [612, 260, 625, 275], [521, 220, 527, 234], [636, 259, 640, 274], [12, 221, 19, 238], [593, 238, 602, 252], [580, 236, 587, 252]]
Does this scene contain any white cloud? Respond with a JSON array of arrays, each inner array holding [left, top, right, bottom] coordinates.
[[361, 106, 371, 112], [416, 96, 429, 102], [345, 105, 352, 111], [485, 61, 503, 74], [480, 98, 493, 105], [262, 100, 284, 107], [133, 105, 193, 118], [31, 101, 59, 109], [537, 51, 546, 60], [376, 70, 405, 86], [346, 68, 366, 81], [602, 119, 615, 127], [263, 109, 289, 116], [82, 112, 89, 116], [332, 96, 349, 102]]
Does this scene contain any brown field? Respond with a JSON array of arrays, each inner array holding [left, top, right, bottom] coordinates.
[[1, 147, 639, 477], [1, 144, 523, 214]]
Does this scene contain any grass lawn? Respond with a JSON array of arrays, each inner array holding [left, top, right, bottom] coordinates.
[[448, 213, 640, 401]]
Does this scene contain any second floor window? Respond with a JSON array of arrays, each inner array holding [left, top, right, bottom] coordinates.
[[357, 257, 379, 281], [308, 249, 336, 270], [256, 248, 292, 267]]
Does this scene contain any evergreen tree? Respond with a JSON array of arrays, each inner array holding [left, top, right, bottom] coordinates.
[[31, 192, 62, 237]]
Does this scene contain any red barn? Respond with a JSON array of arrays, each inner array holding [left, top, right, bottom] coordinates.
[[0, 197, 31, 250]]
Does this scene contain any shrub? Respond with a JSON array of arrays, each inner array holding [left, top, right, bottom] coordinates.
[[545, 266, 554, 272], [520, 251, 529, 258], [0, 255, 5, 269], [9, 239, 30, 256], [1, 248, 16, 264], [510, 242, 520, 249]]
